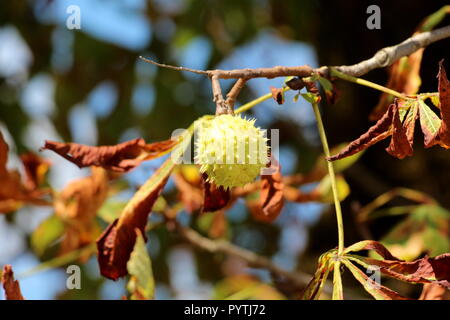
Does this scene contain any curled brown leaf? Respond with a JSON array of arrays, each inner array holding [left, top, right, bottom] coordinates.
[[328, 103, 395, 161], [386, 101, 413, 159], [429, 60, 450, 148], [249, 157, 284, 223], [1, 265, 24, 300], [270, 86, 285, 105], [202, 173, 231, 213], [0, 132, 50, 213], [97, 158, 174, 280], [42, 138, 178, 172], [55, 167, 109, 257]]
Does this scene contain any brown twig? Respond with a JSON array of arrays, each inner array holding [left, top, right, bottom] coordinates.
[[211, 75, 230, 115], [139, 56, 208, 75], [141, 25, 450, 114], [226, 78, 247, 109]]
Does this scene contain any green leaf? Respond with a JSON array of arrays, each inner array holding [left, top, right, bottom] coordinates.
[[301, 92, 320, 104], [316, 174, 350, 203], [97, 201, 127, 223], [341, 259, 407, 300], [332, 261, 343, 300], [430, 94, 440, 108], [31, 214, 65, 256], [418, 100, 441, 147], [127, 229, 154, 300], [380, 204, 450, 260], [318, 76, 333, 92]]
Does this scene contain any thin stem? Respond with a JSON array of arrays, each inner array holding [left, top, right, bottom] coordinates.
[[235, 87, 290, 114], [330, 68, 408, 100], [311, 102, 345, 255], [17, 243, 96, 278]]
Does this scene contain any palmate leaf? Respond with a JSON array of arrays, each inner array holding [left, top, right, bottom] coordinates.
[[370, 5, 450, 120], [341, 259, 408, 300], [330, 62, 450, 161]]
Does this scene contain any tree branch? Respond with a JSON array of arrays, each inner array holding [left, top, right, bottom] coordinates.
[[336, 25, 450, 76], [141, 25, 450, 114], [177, 224, 314, 288], [142, 25, 450, 81]]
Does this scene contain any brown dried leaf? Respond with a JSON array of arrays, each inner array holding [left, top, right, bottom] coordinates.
[[55, 167, 109, 257], [328, 103, 395, 161], [20, 152, 51, 191], [250, 157, 284, 223], [429, 60, 450, 148], [42, 138, 177, 172], [202, 173, 231, 213], [1, 265, 24, 300], [402, 100, 419, 148], [347, 240, 450, 288], [386, 100, 413, 159], [0, 132, 50, 213], [364, 253, 450, 288], [419, 283, 450, 300], [344, 240, 400, 260], [270, 86, 285, 105], [341, 259, 409, 300], [97, 157, 175, 280]]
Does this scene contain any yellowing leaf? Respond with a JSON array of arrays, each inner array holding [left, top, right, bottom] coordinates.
[[418, 100, 441, 147], [31, 214, 65, 256], [127, 229, 154, 300]]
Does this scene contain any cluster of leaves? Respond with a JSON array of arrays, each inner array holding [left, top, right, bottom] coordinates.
[[2, 4, 450, 300], [0, 106, 357, 300], [329, 61, 450, 161], [302, 240, 450, 300]]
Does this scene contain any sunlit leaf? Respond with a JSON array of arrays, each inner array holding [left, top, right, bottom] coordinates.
[[127, 229, 154, 300]]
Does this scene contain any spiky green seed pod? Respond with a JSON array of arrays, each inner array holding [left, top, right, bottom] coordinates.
[[195, 114, 269, 189]]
